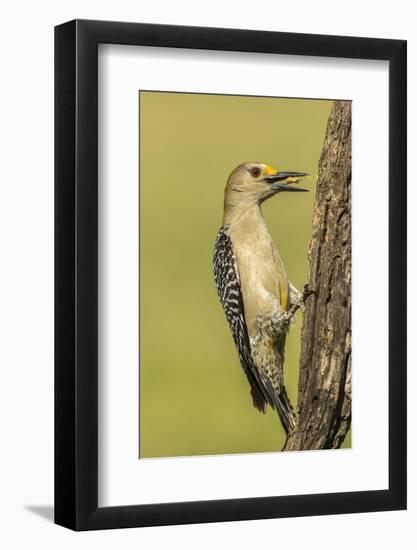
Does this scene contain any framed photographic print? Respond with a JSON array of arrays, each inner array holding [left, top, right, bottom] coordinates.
[[55, 19, 407, 530]]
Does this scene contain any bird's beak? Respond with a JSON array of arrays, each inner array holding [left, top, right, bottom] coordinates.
[[264, 171, 310, 193]]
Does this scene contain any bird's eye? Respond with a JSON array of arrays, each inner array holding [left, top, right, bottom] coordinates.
[[250, 167, 261, 178]]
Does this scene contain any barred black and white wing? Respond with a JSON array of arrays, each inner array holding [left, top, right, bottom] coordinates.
[[213, 225, 268, 413]]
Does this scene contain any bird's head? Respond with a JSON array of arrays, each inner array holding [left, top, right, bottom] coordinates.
[[224, 162, 309, 211]]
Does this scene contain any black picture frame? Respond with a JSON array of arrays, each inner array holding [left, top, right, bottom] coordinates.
[[55, 19, 407, 531]]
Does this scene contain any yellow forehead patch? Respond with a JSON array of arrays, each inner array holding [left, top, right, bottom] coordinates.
[[263, 165, 278, 176]]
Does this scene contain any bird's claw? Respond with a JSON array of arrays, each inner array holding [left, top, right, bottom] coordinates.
[[302, 283, 316, 302]]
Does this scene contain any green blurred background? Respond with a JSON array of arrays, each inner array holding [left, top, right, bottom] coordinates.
[[139, 91, 350, 458]]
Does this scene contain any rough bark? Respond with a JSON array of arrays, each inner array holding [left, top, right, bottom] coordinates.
[[284, 101, 352, 451]]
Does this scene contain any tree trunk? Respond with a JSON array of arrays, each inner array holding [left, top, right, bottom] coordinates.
[[284, 100, 352, 451]]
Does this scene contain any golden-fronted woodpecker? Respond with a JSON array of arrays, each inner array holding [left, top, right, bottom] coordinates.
[[213, 162, 309, 434]]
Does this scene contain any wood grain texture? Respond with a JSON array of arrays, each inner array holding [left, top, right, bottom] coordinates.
[[284, 101, 352, 451]]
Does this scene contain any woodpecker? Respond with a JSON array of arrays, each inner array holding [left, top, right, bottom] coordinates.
[[213, 162, 309, 434]]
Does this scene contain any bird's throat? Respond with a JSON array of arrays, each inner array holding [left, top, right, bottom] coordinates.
[[223, 201, 263, 227]]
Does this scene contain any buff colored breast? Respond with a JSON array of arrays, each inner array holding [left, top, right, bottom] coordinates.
[[227, 206, 289, 337]]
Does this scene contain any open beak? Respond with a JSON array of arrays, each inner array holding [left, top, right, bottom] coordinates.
[[264, 171, 309, 193]]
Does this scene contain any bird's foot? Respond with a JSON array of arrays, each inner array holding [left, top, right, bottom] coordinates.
[[285, 284, 317, 321], [302, 283, 317, 303]]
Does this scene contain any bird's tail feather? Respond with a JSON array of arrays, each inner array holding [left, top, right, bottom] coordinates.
[[274, 387, 296, 435], [257, 373, 296, 434]]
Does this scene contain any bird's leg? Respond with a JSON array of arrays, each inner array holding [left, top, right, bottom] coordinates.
[[289, 282, 304, 311], [278, 283, 317, 328]]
